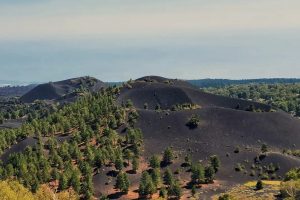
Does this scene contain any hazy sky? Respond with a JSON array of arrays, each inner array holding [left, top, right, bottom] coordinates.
[[0, 0, 300, 82]]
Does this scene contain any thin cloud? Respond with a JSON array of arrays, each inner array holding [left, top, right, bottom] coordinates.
[[0, 0, 300, 40]]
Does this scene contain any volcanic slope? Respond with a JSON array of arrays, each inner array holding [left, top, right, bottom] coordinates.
[[20, 76, 106, 103], [117, 76, 300, 190], [118, 76, 271, 111]]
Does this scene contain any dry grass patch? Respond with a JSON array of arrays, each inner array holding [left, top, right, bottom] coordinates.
[[213, 181, 282, 200], [244, 180, 281, 187]]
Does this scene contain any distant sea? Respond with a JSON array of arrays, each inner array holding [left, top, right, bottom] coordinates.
[[0, 80, 39, 87]]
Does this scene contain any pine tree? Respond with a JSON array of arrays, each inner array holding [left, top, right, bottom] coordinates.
[[168, 181, 182, 199], [51, 168, 59, 180], [83, 186, 93, 200], [159, 187, 168, 198], [85, 173, 94, 197], [151, 168, 161, 187], [70, 169, 81, 193], [184, 154, 192, 166], [31, 178, 40, 193], [164, 168, 174, 185], [115, 156, 124, 171], [139, 171, 156, 197], [59, 173, 68, 190], [163, 147, 174, 165], [209, 155, 220, 172], [205, 165, 215, 183], [116, 172, 130, 193], [123, 173, 130, 193], [191, 163, 205, 184], [132, 157, 139, 173], [149, 155, 160, 169], [123, 149, 132, 165], [94, 151, 105, 168]]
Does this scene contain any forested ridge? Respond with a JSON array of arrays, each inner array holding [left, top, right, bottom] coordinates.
[[188, 78, 300, 88], [204, 83, 300, 117], [0, 87, 143, 199]]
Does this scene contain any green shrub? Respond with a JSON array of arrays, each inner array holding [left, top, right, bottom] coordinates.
[[234, 147, 240, 153], [256, 180, 263, 190], [284, 168, 300, 181], [186, 115, 201, 129], [218, 194, 233, 200], [234, 163, 244, 172]]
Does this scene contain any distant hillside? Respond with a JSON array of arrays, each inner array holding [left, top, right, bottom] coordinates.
[[0, 84, 37, 97], [118, 76, 270, 111], [188, 78, 300, 88], [20, 76, 106, 103]]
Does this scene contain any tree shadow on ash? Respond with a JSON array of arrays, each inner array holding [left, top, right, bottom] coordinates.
[[107, 192, 125, 199], [106, 170, 118, 177]]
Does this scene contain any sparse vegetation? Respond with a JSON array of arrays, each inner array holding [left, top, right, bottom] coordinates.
[[234, 146, 240, 153], [126, 99, 134, 108], [144, 103, 148, 110], [171, 103, 201, 111], [155, 104, 161, 111], [284, 168, 300, 181], [283, 149, 300, 157], [261, 143, 268, 153], [186, 114, 201, 129], [280, 168, 300, 199], [280, 180, 300, 199], [184, 154, 192, 167], [215, 181, 282, 200], [235, 163, 244, 172]]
